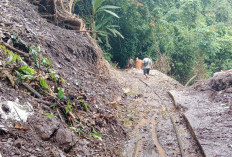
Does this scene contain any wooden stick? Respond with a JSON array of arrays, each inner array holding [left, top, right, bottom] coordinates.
[[22, 82, 42, 98], [0, 41, 30, 57], [40, 14, 55, 18], [57, 108, 65, 123], [32, 98, 51, 105], [76, 30, 98, 33], [185, 75, 197, 87], [68, 111, 76, 119]]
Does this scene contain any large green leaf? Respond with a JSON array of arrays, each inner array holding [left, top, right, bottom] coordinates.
[[91, 132, 102, 141], [103, 10, 120, 18], [44, 113, 54, 119], [57, 87, 64, 99], [107, 27, 124, 39], [18, 65, 35, 75], [40, 78, 48, 89], [95, 16, 111, 30], [98, 5, 120, 12], [92, 0, 105, 13]]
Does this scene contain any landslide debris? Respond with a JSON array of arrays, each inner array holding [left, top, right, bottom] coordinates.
[[29, 0, 85, 30], [0, 0, 126, 156]]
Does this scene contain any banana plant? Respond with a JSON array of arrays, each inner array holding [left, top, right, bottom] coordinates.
[[90, 0, 124, 41]]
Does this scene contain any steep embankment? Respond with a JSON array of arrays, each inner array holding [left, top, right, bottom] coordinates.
[[0, 0, 125, 156]]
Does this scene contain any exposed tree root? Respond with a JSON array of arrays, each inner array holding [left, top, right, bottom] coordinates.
[[0, 41, 30, 58], [30, 0, 85, 31]]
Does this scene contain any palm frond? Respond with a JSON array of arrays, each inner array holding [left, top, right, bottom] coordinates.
[[107, 28, 124, 39], [95, 16, 111, 30], [92, 0, 105, 13], [98, 5, 120, 12], [103, 10, 120, 18]]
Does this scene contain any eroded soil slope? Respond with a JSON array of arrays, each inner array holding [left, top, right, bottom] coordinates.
[[0, 0, 125, 156]]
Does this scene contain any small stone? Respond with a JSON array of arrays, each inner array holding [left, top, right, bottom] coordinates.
[[13, 140, 22, 149], [14, 150, 20, 155], [1, 104, 10, 113]]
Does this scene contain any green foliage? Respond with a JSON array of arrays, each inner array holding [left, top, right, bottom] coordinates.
[[65, 99, 72, 114], [50, 73, 56, 80], [18, 65, 35, 75], [40, 78, 48, 89], [74, 0, 123, 47], [70, 127, 83, 136], [44, 113, 54, 119], [41, 57, 52, 67], [0, 45, 23, 65], [74, 0, 232, 83], [29, 46, 51, 68], [15, 71, 34, 81], [78, 99, 88, 111], [60, 77, 66, 84], [15, 65, 36, 81], [57, 87, 64, 99], [90, 132, 102, 141], [29, 46, 41, 68]]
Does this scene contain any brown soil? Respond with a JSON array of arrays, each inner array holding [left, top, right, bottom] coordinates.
[[1, 0, 231, 157], [0, 0, 125, 156], [111, 69, 203, 156], [169, 71, 232, 157]]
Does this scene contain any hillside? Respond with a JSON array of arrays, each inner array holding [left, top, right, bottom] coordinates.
[[0, 0, 125, 156], [0, 1, 232, 157]]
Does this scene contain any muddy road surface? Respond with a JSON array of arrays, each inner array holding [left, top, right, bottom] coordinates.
[[111, 69, 204, 157]]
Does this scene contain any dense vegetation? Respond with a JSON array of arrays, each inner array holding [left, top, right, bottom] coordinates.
[[74, 0, 232, 83]]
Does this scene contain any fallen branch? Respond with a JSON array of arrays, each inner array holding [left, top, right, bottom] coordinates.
[[76, 30, 98, 33], [57, 108, 65, 123], [185, 75, 197, 87], [0, 41, 30, 58], [22, 82, 42, 98], [32, 98, 51, 105], [40, 14, 55, 18], [68, 111, 76, 119], [0, 68, 15, 87]]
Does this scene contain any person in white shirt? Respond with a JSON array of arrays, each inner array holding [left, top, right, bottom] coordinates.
[[142, 55, 152, 78]]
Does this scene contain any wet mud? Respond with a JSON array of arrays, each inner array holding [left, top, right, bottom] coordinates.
[[111, 69, 203, 157], [169, 71, 232, 157]]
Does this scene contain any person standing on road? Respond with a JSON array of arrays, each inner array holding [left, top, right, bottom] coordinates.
[[142, 55, 152, 78], [129, 58, 134, 69], [135, 57, 143, 70]]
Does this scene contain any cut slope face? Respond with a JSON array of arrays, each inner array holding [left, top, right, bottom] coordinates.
[[169, 71, 232, 157], [0, 0, 125, 156]]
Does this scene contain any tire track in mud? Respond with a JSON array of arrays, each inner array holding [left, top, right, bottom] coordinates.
[[132, 118, 166, 157], [138, 78, 184, 157], [136, 77, 203, 157], [113, 70, 203, 157]]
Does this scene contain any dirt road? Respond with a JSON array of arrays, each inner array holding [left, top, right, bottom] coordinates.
[[111, 69, 204, 157]]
